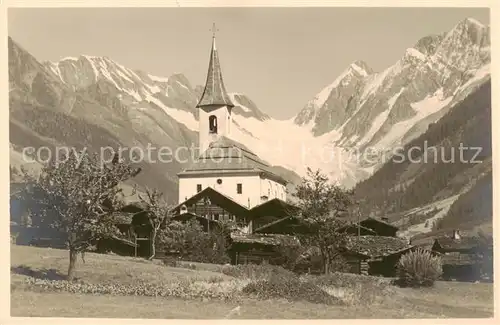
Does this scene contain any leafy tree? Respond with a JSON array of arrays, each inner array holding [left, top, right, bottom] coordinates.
[[22, 150, 141, 280], [293, 168, 354, 274]]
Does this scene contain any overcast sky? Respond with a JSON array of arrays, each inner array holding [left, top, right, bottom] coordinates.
[[8, 7, 490, 119]]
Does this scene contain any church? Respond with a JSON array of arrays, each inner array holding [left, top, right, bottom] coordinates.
[[176, 29, 288, 214]]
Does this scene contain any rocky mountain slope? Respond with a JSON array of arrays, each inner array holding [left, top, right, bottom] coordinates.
[[292, 18, 490, 185], [353, 80, 491, 238]]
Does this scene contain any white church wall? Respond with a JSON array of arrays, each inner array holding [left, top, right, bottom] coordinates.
[[259, 176, 287, 201], [178, 174, 262, 208], [199, 105, 232, 153]]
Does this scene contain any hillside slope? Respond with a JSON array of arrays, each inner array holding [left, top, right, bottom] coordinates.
[[353, 80, 491, 237]]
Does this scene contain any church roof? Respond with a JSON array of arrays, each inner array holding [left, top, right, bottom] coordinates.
[[196, 36, 235, 108], [178, 136, 287, 185]]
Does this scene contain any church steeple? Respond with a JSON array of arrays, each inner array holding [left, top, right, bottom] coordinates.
[[197, 23, 234, 108]]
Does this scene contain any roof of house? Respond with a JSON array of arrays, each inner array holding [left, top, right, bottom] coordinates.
[[440, 252, 478, 265], [120, 201, 150, 214], [410, 228, 475, 242], [173, 186, 250, 217], [433, 236, 481, 251], [111, 213, 134, 225], [252, 216, 304, 234], [252, 214, 380, 236], [178, 137, 287, 185], [196, 36, 234, 108], [250, 198, 300, 217], [337, 223, 378, 235], [340, 235, 412, 259], [359, 217, 399, 231], [230, 233, 300, 246]]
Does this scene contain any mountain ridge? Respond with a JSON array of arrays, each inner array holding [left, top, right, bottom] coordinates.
[[8, 17, 491, 197]]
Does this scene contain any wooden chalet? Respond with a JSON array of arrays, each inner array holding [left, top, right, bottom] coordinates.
[[172, 187, 251, 230], [338, 217, 399, 237], [250, 198, 302, 234], [431, 230, 487, 281], [174, 212, 224, 233], [338, 235, 413, 276], [410, 229, 493, 282], [171, 190, 303, 265], [113, 188, 301, 264], [229, 233, 300, 265], [253, 214, 400, 238], [251, 209, 412, 276]]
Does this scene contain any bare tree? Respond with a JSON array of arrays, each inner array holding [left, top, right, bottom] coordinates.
[[137, 188, 173, 260]]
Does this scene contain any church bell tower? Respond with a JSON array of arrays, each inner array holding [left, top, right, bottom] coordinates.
[[197, 23, 235, 154]]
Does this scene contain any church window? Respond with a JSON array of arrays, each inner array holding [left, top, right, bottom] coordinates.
[[209, 115, 218, 134], [197, 184, 202, 192], [237, 183, 243, 194], [216, 179, 222, 184]]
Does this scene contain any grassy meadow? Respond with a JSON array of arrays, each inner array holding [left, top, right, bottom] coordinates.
[[10, 245, 494, 319]]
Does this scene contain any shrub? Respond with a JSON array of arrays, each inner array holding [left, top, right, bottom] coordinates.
[[242, 273, 341, 305], [24, 277, 240, 301], [304, 272, 393, 305], [221, 263, 295, 280], [396, 248, 442, 288], [293, 247, 349, 274], [272, 239, 304, 271], [327, 255, 351, 273], [162, 257, 178, 267], [158, 219, 232, 265], [10, 232, 19, 244]]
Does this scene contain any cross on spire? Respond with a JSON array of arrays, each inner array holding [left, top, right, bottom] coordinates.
[[210, 23, 219, 38]]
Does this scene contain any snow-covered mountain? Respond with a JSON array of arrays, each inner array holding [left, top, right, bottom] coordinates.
[[8, 37, 300, 200], [236, 18, 490, 187], [9, 17, 490, 194], [155, 17, 490, 189]]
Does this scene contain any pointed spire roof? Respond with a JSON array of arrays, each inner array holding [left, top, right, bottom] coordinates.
[[197, 27, 234, 108]]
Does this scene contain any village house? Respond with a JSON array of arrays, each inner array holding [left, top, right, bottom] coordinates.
[[252, 215, 400, 237], [431, 230, 490, 281], [252, 214, 413, 275], [338, 235, 413, 276], [410, 228, 493, 282]]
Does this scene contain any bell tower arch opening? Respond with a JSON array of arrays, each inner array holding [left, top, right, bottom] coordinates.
[[209, 115, 218, 134]]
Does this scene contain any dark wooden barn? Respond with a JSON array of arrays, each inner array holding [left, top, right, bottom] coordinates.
[[228, 233, 300, 265], [338, 235, 413, 276], [338, 217, 399, 237], [253, 215, 400, 238], [250, 199, 301, 230], [431, 230, 488, 281]]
